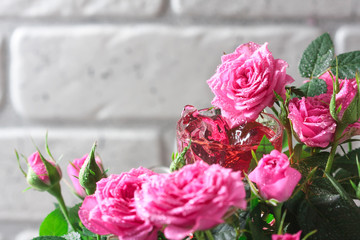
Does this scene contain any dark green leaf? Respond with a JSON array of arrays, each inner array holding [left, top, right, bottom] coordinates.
[[32, 237, 66, 240], [299, 33, 334, 78], [248, 205, 269, 240], [294, 194, 360, 240], [68, 203, 82, 232], [255, 135, 275, 159], [334, 148, 360, 176], [39, 208, 68, 236], [299, 78, 328, 97], [287, 86, 306, 98], [324, 171, 353, 202], [296, 152, 329, 175], [211, 223, 237, 240], [330, 51, 360, 79]]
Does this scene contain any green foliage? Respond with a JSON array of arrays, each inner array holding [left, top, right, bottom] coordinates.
[[67, 204, 82, 232], [210, 223, 237, 240], [286, 190, 360, 240], [330, 51, 360, 79], [39, 208, 68, 236], [33, 237, 66, 240], [170, 140, 191, 172], [255, 135, 275, 160], [299, 78, 328, 97], [299, 33, 334, 79]]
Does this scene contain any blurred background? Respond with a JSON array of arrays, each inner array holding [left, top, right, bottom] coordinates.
[[1, 0, 360, 239]]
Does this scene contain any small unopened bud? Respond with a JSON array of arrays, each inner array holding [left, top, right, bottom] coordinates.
[[79, 143, 103, 195], [26, 151, 62, 191]]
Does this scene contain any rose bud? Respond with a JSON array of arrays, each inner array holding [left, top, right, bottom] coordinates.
[[249, 150, 301, 202], [26, 151, 62, 191], [79, 143, 104, 195], [67, 154, 104, 198], [288, 95, 336, 148]]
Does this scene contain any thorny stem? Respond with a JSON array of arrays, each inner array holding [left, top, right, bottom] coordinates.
[[205, 230, 215, 240], [285, 122, 294, 163], [48, 183, 79, 232], [274, 203, 283, 234], [324, 124, 347, 175]]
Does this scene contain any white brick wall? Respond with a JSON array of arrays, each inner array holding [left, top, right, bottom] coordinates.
[[1, 1, 360, 239]]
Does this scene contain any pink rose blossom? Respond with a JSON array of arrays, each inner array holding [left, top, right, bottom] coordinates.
[[79, 168, 158, 240], [272, 231, 302, 240], [249, 150, 301, 202], [67, 154, 104, 198], [288, 95, 336, 148], [207, 42, 294, 127], [135, 161, 247, 240], [28, 151, 61, 186]]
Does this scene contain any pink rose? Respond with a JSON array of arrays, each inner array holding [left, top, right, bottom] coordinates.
[[79, 168, 158, 240], [135, 161, 247, 240], [288, 95, 336, 148], [249, 150, 301, 202], [207, 42, 294, 127], [272, 231, 302, 240], [27, 151, 62, 190], [67, 154, 104, 198]]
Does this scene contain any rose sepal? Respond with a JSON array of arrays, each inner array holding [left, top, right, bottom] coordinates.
[[79, 142, 103, 195], [337, 73, 360, 125]]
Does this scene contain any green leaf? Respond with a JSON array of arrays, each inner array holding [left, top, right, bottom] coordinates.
[[299, 33, 334, 79], [330, 51, 360, 79], [210, 223, 237, 240], [32, 237, 66, 240], [39, 208, 68, 236], [248, 205, 270, 240], [299, 78, 328, 97], [334, 148, 360, 176], [255, 135, 275, 160], [67, 204, 82, 232], [296, 152, 329, 175], [324, 171, 353, 202], [292, 194, 360, 240]]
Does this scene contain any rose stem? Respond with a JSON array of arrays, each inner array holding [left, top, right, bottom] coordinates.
[[48, 183, 79, 232], [204, 230, 215, 240], [273, 203, 284, 234], [284, 122, 294, 164], [324, 124, 346, 175]]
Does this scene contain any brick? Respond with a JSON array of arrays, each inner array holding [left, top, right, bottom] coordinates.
[[0, 0, 73, 17], [171, 0, 353, 19], [75, 0, 165, 17], [10, 26, 320, 120], [0, 37, 4, 107], [0, 0, 165, 18], [0, 221, 39, 240], [0, 128, 161, 221], [334, 26, 360, 54]]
